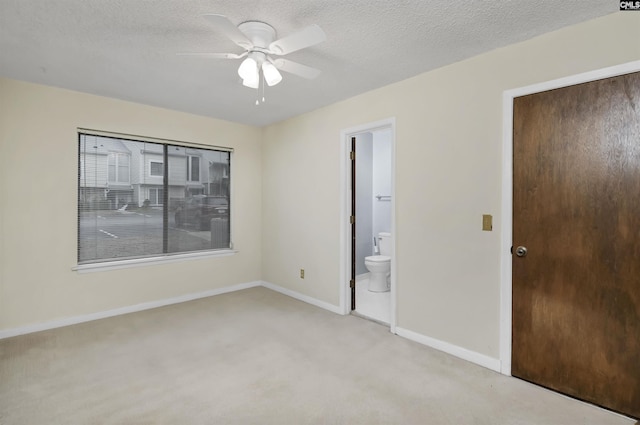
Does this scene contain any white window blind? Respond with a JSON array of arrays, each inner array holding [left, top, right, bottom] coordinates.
[[78, 133, 231, 264]]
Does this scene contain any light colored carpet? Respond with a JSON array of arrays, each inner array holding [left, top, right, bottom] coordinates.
[[0, 287, 634, 425]]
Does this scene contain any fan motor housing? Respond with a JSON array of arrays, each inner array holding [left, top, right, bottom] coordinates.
[[238, 21, 276, 49]]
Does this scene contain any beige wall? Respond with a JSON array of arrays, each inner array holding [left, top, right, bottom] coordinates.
[[0, 79, 262, 330], [1, 12, 639, 361], [261, 12, 640, 359]]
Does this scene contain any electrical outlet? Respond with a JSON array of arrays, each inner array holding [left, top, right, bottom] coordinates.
[[300, 269, 305, 279]]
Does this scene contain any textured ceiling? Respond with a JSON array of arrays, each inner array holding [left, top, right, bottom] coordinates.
[[0, 1, 616, 127]]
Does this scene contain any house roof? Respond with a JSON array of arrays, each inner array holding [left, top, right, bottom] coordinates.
[[80, 135, 131, 155], [0, 0, 616, 127]]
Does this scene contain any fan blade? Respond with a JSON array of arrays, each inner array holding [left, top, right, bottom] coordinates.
[[176, 52, 247, 59], [268, 24, 326, 55], [272, 58, 321, 79], [203, 14, 253, 49]]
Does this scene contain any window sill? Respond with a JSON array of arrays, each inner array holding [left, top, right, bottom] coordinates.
[[72, 249, 238, 273]]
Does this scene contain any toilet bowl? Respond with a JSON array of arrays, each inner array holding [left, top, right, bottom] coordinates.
[[364, 255, 391, 292], [364, 232, 391, 292]]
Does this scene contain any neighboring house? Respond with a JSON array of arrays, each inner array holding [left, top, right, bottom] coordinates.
[[79, 135, 133, 210], [81, 135, 230, 209], [129, 142, 172, 207], [205, 150, 231, 198]]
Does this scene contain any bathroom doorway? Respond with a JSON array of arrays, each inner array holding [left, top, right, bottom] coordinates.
[[340, 118, 396, 331]]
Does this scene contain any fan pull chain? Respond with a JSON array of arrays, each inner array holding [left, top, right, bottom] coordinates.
[[255, 82, 259, 106], [262, 73, 266, 103]]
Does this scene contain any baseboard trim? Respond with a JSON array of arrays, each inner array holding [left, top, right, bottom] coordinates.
[[0, 281, 262, 339], [261, 281, 343, 315], [395, 326, 501, 372], [356, 273, 370, 282]]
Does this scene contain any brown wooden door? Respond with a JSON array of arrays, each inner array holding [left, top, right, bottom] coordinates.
[[512, 71, 640, 419]]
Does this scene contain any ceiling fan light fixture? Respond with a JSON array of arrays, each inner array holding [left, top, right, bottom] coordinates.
[[185, 15, 325, 98], [242, 76, 259, 89], [262, 61, 282, 86], [237, 57, 258, 81]]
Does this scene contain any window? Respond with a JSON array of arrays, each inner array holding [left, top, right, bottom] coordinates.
[[108, 152, 130, 183], [78, 133, 232, 265], [148, 187, 164, 205], [187, 155, 200, 181], [150, 161, 163, 176]]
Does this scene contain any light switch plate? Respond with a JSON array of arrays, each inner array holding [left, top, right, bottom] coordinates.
[[482, 214, 493, 231]]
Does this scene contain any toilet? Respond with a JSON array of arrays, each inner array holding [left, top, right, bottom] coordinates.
[[364, 232, 391, 292]]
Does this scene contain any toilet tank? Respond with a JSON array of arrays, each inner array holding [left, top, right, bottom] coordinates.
[[378, 232, 391, 256]]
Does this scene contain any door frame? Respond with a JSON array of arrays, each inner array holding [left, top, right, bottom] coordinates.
[[499, 60, 640, 376], [339, 117, 397, 333]]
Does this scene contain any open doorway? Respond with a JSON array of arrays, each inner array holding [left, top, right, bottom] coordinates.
[[340, 118, 396, 331]]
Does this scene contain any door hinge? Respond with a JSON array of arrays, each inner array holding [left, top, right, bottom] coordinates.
[[350, 279, 355, 288], [350, 215, 355, 224], [350, 151, 355, 160]]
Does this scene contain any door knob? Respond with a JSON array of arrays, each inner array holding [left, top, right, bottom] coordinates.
[[515, 246, 528, 257]]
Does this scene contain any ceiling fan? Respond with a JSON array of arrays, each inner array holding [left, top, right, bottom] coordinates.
[[179, 15, 326, 90]]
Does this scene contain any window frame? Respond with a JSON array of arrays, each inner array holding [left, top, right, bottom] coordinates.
[[148, 187, 164, 206], [149, 160, 164, 177], [187, 155, 201, 182], [108, 151, 131, 184], [75, 129, 236, 272]]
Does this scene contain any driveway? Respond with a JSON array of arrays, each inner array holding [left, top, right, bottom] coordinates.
[[78, 209, 219, 262]]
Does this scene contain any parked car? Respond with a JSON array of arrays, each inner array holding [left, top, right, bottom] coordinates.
[[174, 195, 229, 230]]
